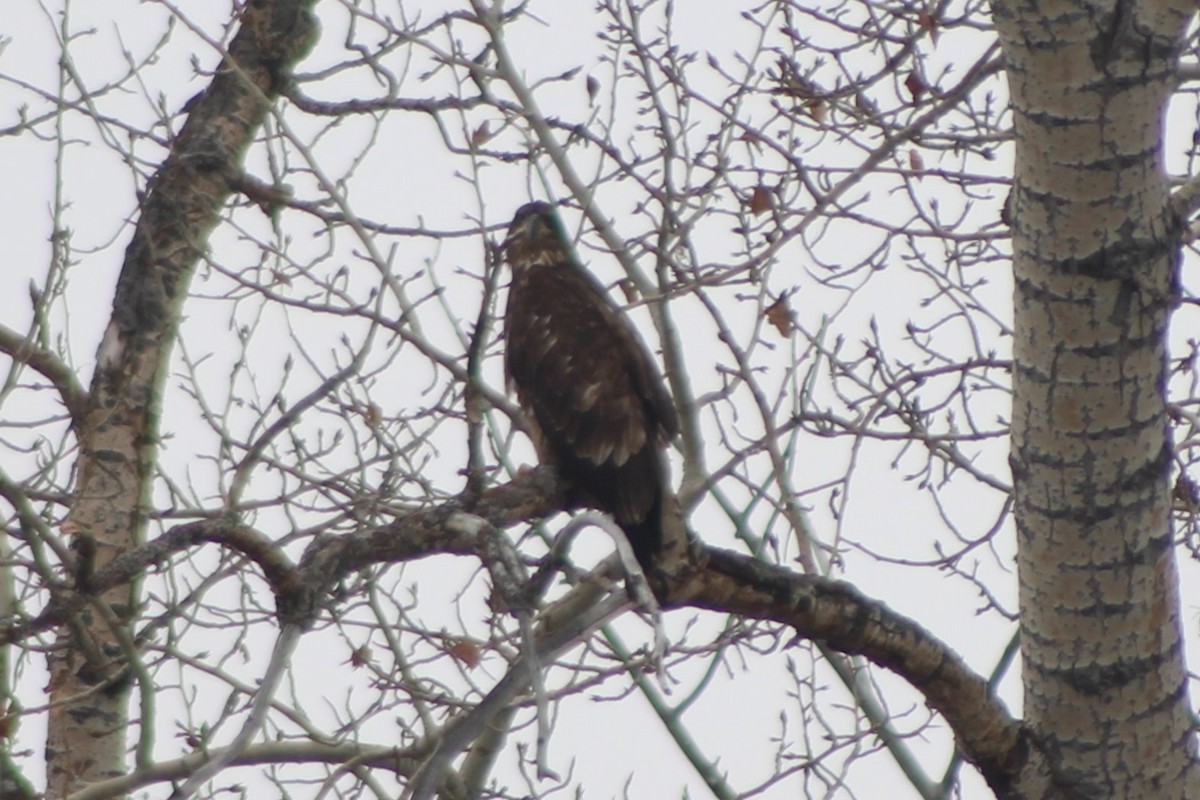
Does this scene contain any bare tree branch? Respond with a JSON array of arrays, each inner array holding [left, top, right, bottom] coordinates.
[[0, 320, 87, 422]]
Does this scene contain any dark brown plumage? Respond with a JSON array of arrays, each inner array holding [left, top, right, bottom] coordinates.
[[502, 201, 678, 569]]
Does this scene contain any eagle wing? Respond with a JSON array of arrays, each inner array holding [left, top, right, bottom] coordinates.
[[504, 259, 677, 525]]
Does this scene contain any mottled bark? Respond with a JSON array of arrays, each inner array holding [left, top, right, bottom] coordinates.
[[27, 466, 1033, 799], [680, 550, 1032, 798], [14, 466, 1015, 789], [44, 0, 317, 795], [994, 0, 1199, 795]]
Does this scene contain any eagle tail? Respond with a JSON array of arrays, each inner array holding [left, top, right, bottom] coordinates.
[[618, 490, 664, 573]]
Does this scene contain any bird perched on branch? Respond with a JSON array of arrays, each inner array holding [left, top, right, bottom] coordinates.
[[502, 201, 679, 573]]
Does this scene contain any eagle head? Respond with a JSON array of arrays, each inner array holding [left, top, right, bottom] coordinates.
[[504, 201, 569, 270]]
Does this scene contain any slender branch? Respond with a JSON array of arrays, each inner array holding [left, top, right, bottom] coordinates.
[[167, 625, 302, 799], [64, 739, 425, 800], [406, 579, 626, 800], [0, 320, 87, 422], [0, 519, 301, 646]]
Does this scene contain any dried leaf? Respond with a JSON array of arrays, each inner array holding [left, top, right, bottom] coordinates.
[[586, 75, 600, 103], [909, 149, 925, 173], [739, 130, 765, 149], [364, 402, 382, 429], [470, 121, 492, 147], [765, 293, 797, 337], [917, 11, 939, 44], [904, 72, 926, 102], [449, 639, 482, 669], [749, 185, 773, 216]]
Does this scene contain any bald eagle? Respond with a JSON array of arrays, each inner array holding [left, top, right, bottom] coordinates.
[[502, 201, 678, 571]]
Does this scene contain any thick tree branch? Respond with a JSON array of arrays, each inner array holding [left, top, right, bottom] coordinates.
[[3, 469, 564, 644], [20, 458, 1031, 795], [675, 549, 1031, 797]]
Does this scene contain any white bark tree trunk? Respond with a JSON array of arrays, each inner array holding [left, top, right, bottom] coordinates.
[[43, 1, 318, 795], [995, 0, 1199, 794]]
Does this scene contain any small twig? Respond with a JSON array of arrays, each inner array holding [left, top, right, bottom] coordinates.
[[167, 624, 302, 799], [0, 319, 88, 422], [226, 355, 366, 509], [406, 516, 627, 800], [405, 589, 625, 800], [462, 512, 557, 780], [561, 512, 667, 674]]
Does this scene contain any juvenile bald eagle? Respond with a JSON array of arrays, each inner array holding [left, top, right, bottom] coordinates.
[[502, 201, 678, 570]]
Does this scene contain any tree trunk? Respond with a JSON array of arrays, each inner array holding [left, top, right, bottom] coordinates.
[[995, 0, 1199, 795], [43, 1, 317, 795]]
